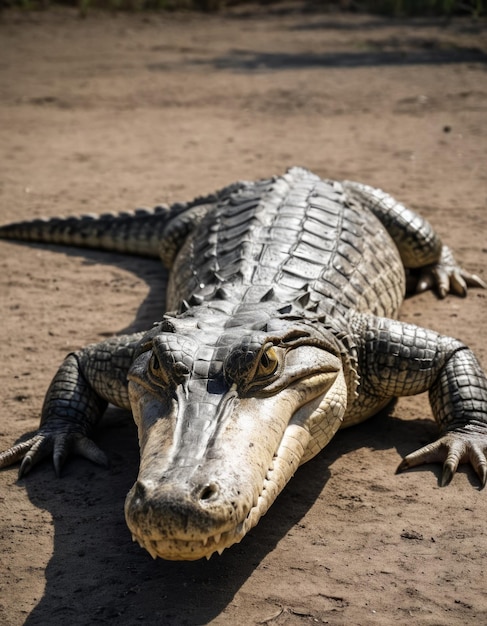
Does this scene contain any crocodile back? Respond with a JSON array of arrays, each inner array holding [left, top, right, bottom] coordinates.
[[165, 167, 405, 320]]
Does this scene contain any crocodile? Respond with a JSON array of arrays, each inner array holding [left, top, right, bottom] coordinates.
[[0, 167, 486, 561]]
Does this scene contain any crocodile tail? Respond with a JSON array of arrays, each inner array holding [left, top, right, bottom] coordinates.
[[0, 206, 171, 258]]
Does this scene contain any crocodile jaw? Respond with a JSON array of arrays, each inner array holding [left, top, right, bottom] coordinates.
[[129, 422, 310, 561], [125, 367, 347, 561]]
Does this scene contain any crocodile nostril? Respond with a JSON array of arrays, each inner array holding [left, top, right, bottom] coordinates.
[[198, 482, 219, 502], [134, 480, 148, 501]]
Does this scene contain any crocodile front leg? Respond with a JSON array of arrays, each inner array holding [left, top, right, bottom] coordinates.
[[0, 333, 143, 477], [401, 346, 487, 486], [352, 314, 487, 486]]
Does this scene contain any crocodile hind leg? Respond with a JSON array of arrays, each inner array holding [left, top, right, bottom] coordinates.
[[411, 244, 486, 299], [352, 314, 487, 486], [0, 333, 143, 477], [343, 181, 486, 298]]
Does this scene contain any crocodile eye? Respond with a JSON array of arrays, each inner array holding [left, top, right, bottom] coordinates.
[[255, 346, 279, 379], [150, 353, 160, 372], [149, 353, 169, 386]]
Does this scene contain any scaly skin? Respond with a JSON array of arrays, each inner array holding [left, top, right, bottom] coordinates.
[[0, 167, 486, 561]]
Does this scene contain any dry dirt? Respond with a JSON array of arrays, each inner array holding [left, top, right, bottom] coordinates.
[[0, 5, 486, 625]]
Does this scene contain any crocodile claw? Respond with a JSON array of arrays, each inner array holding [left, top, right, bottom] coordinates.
[[19, 434, 53, 478], [397, 430, 487, 488], [0, 430, 108, 478], [416, 245, 486, 299]]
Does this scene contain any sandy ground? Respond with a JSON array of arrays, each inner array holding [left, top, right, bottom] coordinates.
[[0, 5, 486, 625]]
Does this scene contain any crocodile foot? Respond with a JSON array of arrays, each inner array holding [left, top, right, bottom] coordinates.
[[415, 245, 486, 299], [0, 428, 108, 478], [397, 426, 487, 487]]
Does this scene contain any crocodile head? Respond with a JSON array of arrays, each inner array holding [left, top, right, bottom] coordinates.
[[125, 308, 349, 560]]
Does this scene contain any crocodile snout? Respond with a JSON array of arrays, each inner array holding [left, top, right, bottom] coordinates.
[[124, 473, 245, 560]]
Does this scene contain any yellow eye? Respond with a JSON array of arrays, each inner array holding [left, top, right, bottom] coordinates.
[[255, 346, 279, 379], [149, 353, 169, 386], [150, 353, 160, 373]]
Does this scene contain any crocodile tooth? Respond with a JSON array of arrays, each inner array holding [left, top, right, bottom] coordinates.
[[202, 536, 209, 546], [217, 547, 225, 556], [213, 533, 221, 545], [131, 534, 137, 543], [266, 463, 274, 480], [205, 553, 212, 561], [146, 542, 158, 559]]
